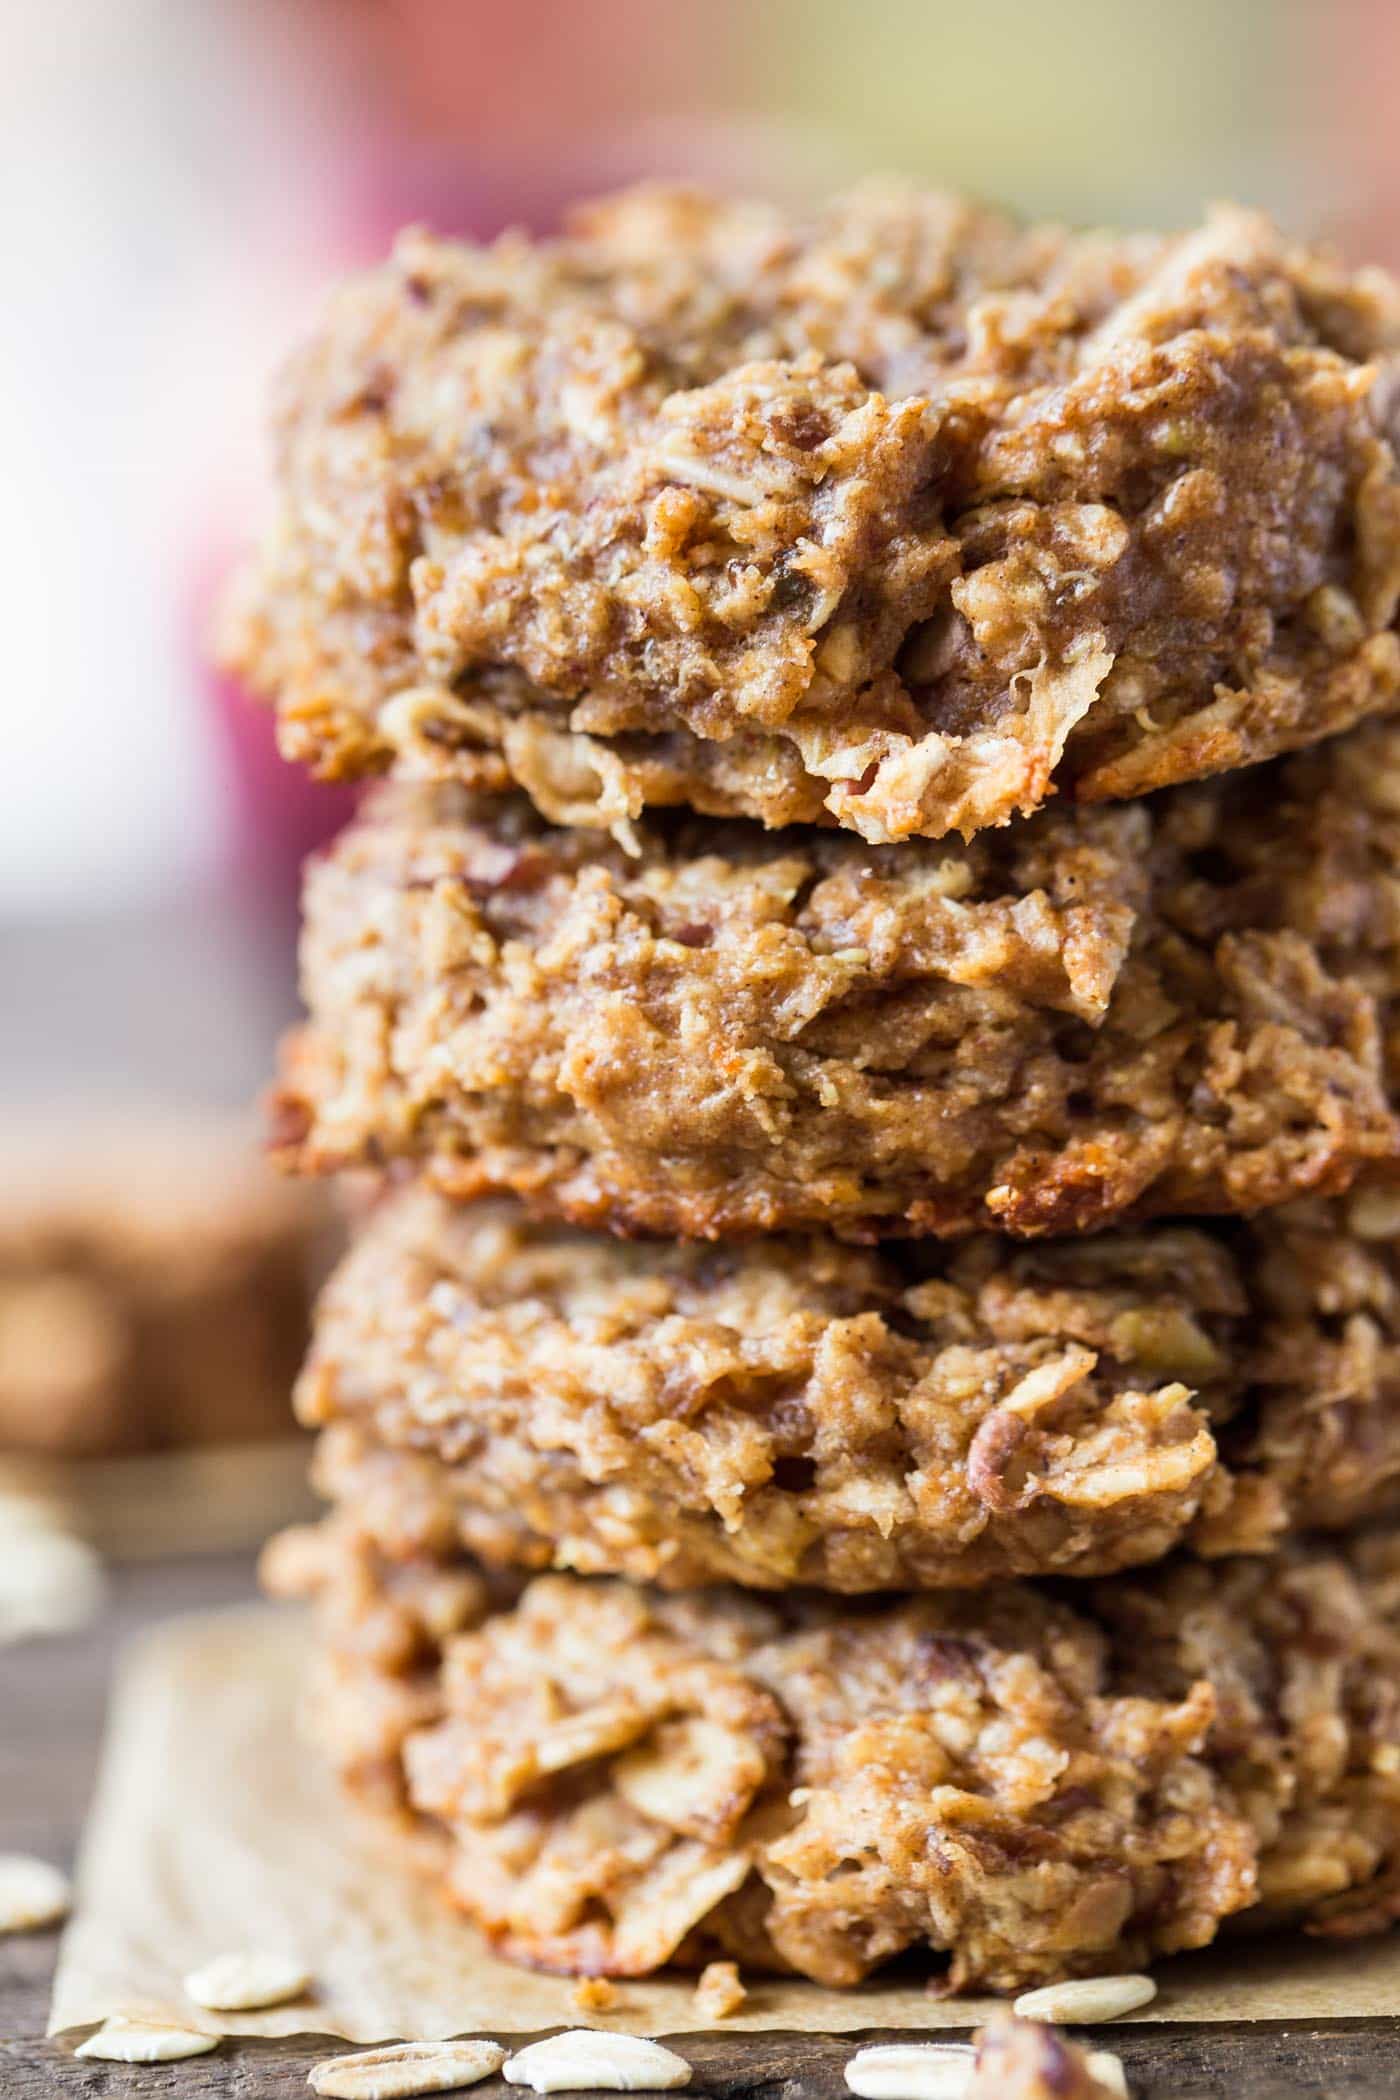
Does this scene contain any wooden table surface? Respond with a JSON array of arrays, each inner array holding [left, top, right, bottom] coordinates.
[[3, 1554, 1398, 2097]]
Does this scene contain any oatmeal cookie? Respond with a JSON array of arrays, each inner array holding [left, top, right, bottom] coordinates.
[[0, 1117, 319, 1458], [272, 721, 1400, 1239], [226, 187, 1400, 843], [292, 1182, 1400, 1592], [265, 1515, 1400, 1993]]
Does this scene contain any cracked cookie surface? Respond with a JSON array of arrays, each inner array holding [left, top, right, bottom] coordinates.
[[226, 186, 1400, 842], [294, 1183, 1400, 1592], [266, 1516, 1400, 1993], [274, 721, 1400, 1240]]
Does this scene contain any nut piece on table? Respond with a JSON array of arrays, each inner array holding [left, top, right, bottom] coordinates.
[[971, 2019, 1132, 2098], [845, 2024, 1133, 2100]]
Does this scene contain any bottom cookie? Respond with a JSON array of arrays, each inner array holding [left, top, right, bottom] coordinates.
[[266, 1510, 1400, 1994]]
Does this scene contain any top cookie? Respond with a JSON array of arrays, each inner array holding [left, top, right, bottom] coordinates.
[[227, 185, 1400, 842]]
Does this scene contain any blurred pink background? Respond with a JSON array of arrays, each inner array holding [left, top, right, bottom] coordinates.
[[4, 0, 1398, 1111]]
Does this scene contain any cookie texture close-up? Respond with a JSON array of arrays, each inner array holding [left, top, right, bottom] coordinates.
[[273, 720, 1400, 1241], [225, 186, 1400, 844], [265, 1514, 1400, 1994], [294, 1183, 1400, 1593]]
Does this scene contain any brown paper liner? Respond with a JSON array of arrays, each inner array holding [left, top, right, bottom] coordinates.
[[48, 1605, 1400, 2043]]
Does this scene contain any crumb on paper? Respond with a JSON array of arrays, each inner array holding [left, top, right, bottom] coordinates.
[[573, 1976, 618, 2013], [693, 1961, 746, 2020]]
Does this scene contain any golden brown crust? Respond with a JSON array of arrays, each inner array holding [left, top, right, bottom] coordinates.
[[267, 1515, 1400, 1994], [295, 1184, 1400, 1592], [275, 722, 1400, 1240], [226, 187, 1400, 842]]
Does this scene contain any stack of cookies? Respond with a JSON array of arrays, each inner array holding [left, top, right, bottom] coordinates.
[[233, 187, 1400, 1995]]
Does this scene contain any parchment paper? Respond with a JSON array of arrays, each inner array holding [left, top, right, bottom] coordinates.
[[49, 1605, 1400, 2043]]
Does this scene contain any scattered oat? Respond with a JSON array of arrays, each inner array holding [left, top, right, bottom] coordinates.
[[573, 1977, 618, 2013], [1085, 2052, 1130, 2098], [0, 1854, 71, 1932], [184, 1949, 311, 2011], [0, 1488, 68, 1536], [1012, 1975, 1157, 2024], [308, 2038, 507, 2098], [0, 1523, 105, 1644], [76, 2015, 219, 2062], [504, 2031, 692, 2092], [692, 1961, 746, 2021], [844, 2042, 976, 2098]]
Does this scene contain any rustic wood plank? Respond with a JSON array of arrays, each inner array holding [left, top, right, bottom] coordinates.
[[3, 1554, 1398, 2096]]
